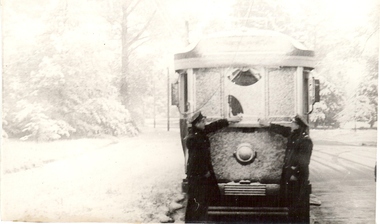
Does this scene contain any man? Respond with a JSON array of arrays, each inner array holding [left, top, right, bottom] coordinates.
[[184, 111, 241, 223], [260, 115, 313, 223]]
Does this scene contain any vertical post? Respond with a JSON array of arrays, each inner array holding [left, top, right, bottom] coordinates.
[[296, 67, 304, 115], [187, 69, 195, 113], [167, 67, 170, 131], [153, 75, 156, 128]]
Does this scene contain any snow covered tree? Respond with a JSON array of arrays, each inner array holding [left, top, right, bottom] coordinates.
[[337, 94, 376, 129], [310, 75, 345, 128], [3, 0, 139, 140], [357, 57, 378, 127]]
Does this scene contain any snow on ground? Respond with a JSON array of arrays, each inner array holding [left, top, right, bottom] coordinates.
[[311, 128, 377, 146], [1, 137, 118, 174], [1, 128, 185, 223], [0, 127, 377, 223]]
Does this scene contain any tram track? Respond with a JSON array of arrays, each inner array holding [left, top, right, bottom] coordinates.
[[314, 146, 375, 159], [311, 153, 373, 172], [309, 143, 376, 224], [310, 154, 373, 182], [314, 149, 375, 168]]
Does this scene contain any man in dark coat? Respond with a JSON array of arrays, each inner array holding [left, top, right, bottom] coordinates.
[[184, 111, 241, 223], [261, 115, 313, 223]]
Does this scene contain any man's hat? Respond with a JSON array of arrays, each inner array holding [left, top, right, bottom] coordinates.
[[188, 111, 206, 125], [294, 114, 309, 127]]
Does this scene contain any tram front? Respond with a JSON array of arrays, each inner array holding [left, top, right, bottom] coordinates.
[[172, 30, 320, 222]]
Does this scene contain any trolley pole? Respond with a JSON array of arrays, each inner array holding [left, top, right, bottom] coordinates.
[[167, 67, 170, 131]]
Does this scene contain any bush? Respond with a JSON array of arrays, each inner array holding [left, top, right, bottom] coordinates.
[[4, 100, 76, 141], [72, 98, 139, 137], [3, 98, 139, 140]]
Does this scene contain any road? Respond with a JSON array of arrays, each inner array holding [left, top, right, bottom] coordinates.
[[309, 142, 376, 224], [1, 129, 185, 223], [1, 129, 377, 223]]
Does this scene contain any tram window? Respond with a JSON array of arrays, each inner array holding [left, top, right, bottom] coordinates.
[[268, 67, 296, 117], [228, 68, 261, 86], [195, 68, 223, 117], [194, 67, 263, 119], [226, 67, 264, 119], [228, 95, 244, 116]]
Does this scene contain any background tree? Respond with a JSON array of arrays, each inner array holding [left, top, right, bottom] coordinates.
[[3, 0, 139, 140], [356, 56, 379, 127], [310, 75, 345, 128]]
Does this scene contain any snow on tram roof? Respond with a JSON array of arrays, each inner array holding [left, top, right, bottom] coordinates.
[[174, 29, 315, 70]]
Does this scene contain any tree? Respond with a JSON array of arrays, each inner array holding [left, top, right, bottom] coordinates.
[[118, 0, 157, 125], [337, 94, 376, 130], [310, 74, 345, 128], [357, 56, 379, 127], [3, 0, 139, 139]]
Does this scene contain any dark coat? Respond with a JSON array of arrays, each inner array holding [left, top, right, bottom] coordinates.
[[269, 123, 313, 180], [185, 119, 229, 177], [184, 119, 229, 223], [269, 123, 313, 222]]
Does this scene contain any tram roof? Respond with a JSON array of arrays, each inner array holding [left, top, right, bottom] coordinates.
[[174, 30, 315, 70]]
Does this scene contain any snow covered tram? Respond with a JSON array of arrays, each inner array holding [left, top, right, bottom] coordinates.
[[172, 30, 320, 222]]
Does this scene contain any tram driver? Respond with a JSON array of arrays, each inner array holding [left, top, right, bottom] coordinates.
[[260, 115, 313, 222], [184, 111, 242, 223]]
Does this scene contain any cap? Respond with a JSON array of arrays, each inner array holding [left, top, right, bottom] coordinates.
[[293, 114, 309, 127], [188, 111, 206, 125]]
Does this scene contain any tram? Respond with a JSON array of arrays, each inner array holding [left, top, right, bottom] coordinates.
[[172, 29, 320, 222]]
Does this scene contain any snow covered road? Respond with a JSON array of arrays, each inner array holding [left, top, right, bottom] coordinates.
[[2, 128, 185, 222]]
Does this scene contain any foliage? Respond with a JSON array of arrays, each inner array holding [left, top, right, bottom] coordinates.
[[2, 0, 139, 140], [309, 102, 326, 126], [333, 48, 378, 128], [73, 98, 138, 136], [309, 74, 345, 128], [339, 56, 379, 128], [337, 94, 376, 127], [357, 57, 379, 127], [4, 100, 75, 141]]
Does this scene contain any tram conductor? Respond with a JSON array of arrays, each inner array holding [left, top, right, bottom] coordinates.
[[184, 111, 242, 223], [260, 114, 313, 223]]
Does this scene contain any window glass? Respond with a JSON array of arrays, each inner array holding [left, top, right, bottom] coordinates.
[[226, 67, 264, 119]]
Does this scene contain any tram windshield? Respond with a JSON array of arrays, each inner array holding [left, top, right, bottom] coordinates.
[[194, 67, 296, 122]]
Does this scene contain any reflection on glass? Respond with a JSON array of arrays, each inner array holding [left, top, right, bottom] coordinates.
[[228, 68, 261, 86], [228, 95, 244, 116]]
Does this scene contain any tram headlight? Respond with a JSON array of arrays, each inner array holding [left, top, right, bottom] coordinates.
[[234, 143, 257, 164]]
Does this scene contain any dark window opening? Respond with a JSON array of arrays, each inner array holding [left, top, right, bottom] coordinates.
[[183, 73, 188, 111], [228, 68, 261, 86], [228, 95, 244, 116]]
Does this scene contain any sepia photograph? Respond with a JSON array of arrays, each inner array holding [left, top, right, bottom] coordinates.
[[1, 0, 379, 223]]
